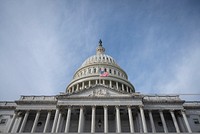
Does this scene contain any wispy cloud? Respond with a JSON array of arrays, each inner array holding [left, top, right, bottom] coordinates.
[[0, 0, 200, 101]]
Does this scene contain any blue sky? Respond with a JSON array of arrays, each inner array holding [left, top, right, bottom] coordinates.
[[0, 0, 200, 101]]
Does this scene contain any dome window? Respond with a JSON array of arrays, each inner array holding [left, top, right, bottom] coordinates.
[[88, 68, 91, 74], [94, 68, 96, 73], [109, 69, 112, 74], [85, 70, 87, 75], [114, 70, 116, 75]]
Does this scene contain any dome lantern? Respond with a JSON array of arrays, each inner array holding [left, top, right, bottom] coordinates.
[[96, 39, 105, 55]]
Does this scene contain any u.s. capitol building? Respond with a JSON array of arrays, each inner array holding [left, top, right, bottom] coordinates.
[[0, 40, 200, 133]]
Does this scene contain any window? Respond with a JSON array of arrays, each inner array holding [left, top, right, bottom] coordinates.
[[84, 70, 86, 75], [94, 68, 96, 73], [0, 119, 7, 125], [88, 68, 91, 74], [114, 70, 116, 75], [193, 119, 200, 124]]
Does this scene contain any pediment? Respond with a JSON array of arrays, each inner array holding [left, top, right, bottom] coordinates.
[[68, 84, 131, 98]]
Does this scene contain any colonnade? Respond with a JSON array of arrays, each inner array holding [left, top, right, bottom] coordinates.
[[74, 65, 127, 80], [68, 79, 132, 94], [7, 106, 192, 133]]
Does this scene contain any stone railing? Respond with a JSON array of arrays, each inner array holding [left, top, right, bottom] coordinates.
[[0, 101, 16, 109], [184, 101, 200, 108], [19, 96, 57, 101], [143, 95, 182, 102], [0, 101, 16, 106]]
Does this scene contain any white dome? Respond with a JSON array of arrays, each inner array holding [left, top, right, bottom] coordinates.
[[81, 54, 118, 67]]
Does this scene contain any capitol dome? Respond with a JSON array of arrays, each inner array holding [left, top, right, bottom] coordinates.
[[66, 40, 135, 94]]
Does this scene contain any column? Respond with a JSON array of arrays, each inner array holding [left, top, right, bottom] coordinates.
[[65, 107, 71, 133], [170, 110, 180, 133], [78, 106, 84, 133], [109, 80, 112, 88], [43, 111, 51, 133], [116, 82, 119, 90], [55, 112, 62, 133], [31, 111, 40, 133], [159, 110, 168, 133], [77, 84, 79, 91], [19, 111, 29, 133], [104, 106, 108, 133], [11, 115, 19, 133], [91, 106, 96, 133], [103, 80, 105, 85], [122, 84, 124, 91], [89, 80, 91, 87], [148, 110, 156, 133], [96, 80, 98, 84], [116, 106, 121, 133], [138, 112, 143, 133], [7, 111, 17, 133], [139, 106, 147, 133], [126, 86, 129, 92], [82, 82, 84, 89], [181, 110, 192, 133], [128, 106, 134, 133], [51, 108, 60, 133], [14, 115, 23, 133]]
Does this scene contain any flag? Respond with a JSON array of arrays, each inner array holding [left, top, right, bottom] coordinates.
[[99, 68, 109, 77]]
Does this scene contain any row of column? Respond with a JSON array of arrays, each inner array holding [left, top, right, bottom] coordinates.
[[7, 110, 52, 133], [75, 66, 127, 80], [69, 80, 132, 94], [7, 106, 192, 133], [146, 109, 192, 133]]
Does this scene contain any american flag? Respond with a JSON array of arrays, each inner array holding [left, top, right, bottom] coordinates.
[[99, 68, 109, 77]]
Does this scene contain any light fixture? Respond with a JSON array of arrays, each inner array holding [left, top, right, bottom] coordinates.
[[98, 119, 102, 128]]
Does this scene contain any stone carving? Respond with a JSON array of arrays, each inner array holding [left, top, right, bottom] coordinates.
[[89, 89, 110, 97]]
